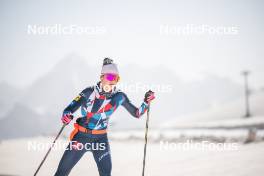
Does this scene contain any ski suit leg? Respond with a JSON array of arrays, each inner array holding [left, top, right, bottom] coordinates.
[[54, 134, 86, 176], [92, 135, 112, 176]]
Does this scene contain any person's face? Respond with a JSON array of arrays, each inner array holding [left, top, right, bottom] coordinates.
[[100, 74, 119, 92]]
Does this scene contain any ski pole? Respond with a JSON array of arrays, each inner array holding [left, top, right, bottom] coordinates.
[[34, 122, 68, 176], [142, 104, 150, 176]]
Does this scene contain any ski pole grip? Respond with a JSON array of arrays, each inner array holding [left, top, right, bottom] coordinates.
[[62, 114, 74, 126], [69, 115, 74, 120]]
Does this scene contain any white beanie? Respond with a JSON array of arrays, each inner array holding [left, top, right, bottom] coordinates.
[[101, 58, 119, 75]]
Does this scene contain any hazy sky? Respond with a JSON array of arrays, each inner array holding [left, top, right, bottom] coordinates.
[[0, 0, 263, 88]]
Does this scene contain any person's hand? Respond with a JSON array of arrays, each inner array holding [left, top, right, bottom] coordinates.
[[61, 112, 73, 125], [144, 90, 155, 104]]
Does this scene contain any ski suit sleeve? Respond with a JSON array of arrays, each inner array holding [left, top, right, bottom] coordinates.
[[121, 92, 149, 118], [63, 89, 87, 115]]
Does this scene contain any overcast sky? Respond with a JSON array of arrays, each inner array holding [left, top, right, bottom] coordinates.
[[0, 0, 263, 88]]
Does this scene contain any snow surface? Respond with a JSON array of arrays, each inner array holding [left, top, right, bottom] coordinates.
[[161, 116, 264, 129], [109, 128, 264, 143], [0, 136, 264, 176], [161, 90, 264, 129]]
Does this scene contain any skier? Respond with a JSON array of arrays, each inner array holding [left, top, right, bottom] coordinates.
[[54, 58, 155, 176]]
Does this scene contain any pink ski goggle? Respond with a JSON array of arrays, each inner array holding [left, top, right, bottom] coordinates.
[[103, 73, 120, 82]]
